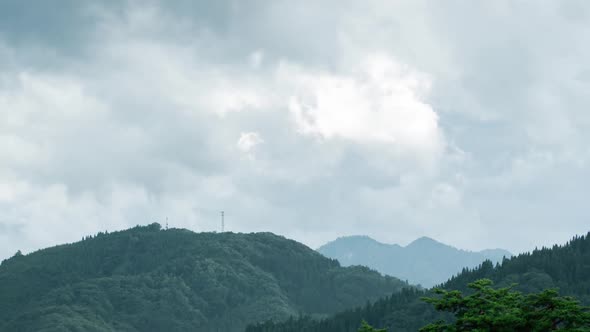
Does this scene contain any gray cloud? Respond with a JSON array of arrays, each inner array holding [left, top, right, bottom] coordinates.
[[1, 1, 590, 259]]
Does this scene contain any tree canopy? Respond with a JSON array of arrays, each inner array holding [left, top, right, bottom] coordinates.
[[0, 224, 408, 332], [247, 232, 590, 332], [421, 279, 590, 331]]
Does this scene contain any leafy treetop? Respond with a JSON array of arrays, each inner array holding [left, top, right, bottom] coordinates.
[[420, 279, 590, 331]]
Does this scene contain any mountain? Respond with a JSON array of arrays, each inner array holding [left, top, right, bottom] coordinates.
[[317, 235, 512, 287], [0, 224, 409, 332], [247, 232, 590, 332]]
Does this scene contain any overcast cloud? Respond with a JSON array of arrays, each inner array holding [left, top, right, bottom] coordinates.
[[1, 0, 590, 259]]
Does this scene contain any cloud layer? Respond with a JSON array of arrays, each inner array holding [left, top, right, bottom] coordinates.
[[1, 1, 590, 259]]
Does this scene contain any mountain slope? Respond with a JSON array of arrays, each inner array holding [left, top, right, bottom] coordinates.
[[317, 235, 512, 287], [0, 224, 409, 332], [248, 232, 590, 332]]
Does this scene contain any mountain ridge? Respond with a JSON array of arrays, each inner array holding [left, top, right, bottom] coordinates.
[[317, 235, 512, 287], [247, 232, 590, 332], [0, 224, 409, 332]]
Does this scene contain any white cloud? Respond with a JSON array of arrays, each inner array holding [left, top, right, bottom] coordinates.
[[428, 182, 462, 209], [94, 40, 273, 116], [237, 132, 264, 153], [284, 54, 443, 160], [1, 1, 590, 258]]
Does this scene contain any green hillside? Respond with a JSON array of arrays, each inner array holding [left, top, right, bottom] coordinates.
[[247, 232, 590, 331], [0, 224, 408, 332]]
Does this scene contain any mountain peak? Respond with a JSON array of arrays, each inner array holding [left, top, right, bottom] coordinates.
[[335, 235, 381, 244], [318, 235, 511, 287], [317, 235, 391, 252], [0, 226, 408, 332], [406, 236, 445, 248]]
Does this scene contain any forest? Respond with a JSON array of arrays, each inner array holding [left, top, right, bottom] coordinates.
[[246, 233, 590, 331], [2, 225, 589, 331], [0, 224, 408, 331]]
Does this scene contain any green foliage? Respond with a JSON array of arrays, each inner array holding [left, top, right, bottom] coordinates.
[[358, 320, 387, 332], [246, 232, 590, 332], [420, 279, 590, 331], [245, 287, 434, 332], [0, 224, 407, 332]]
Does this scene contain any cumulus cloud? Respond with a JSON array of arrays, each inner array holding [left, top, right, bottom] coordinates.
[[1, 1, 590, 259], [237, 132, 264, 153], [285, 55, 441, 158]]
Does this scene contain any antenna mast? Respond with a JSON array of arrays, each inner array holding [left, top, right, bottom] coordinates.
[[221, 211, 224, 232]]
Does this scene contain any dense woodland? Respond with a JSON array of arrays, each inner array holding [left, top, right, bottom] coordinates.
[[419, 279, 590, 331], [2, 224, 589, 332], [0, 224, 408, 332], [246, 232, 590, 331]]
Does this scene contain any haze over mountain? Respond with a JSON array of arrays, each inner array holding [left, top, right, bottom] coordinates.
[[318, 235, 512, 287], [0, 224, 409, 332], [248, 232, 590, 332]]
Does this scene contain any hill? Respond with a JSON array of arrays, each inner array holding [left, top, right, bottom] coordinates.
[[317, 235, 512, 287], [0, 224, 409, 332], [247, 232, 590, 332]]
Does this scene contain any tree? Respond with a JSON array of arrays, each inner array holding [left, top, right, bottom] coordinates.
[[358, 320, 387, 332], [420, 279, 590, 331], [522, 289, 590, 331]]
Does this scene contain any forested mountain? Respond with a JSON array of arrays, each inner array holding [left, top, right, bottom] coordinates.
[[317, 235, 512, 287], [0, 224, 409, 332], [247, 232, 590, 332]]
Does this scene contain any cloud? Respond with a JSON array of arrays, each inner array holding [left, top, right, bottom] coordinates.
[[1, 1, 590, 259], [237, 132, 264, 153], [286, 55, 441, 155], [249, 50, 265, 69]]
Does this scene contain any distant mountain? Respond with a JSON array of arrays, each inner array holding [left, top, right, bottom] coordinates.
[[317, 235, 512, 287], [0, 224, 409, 332], [247, 232, 590, 332]]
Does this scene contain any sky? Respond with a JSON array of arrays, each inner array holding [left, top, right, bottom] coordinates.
[[1, 1, 590, 260]]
